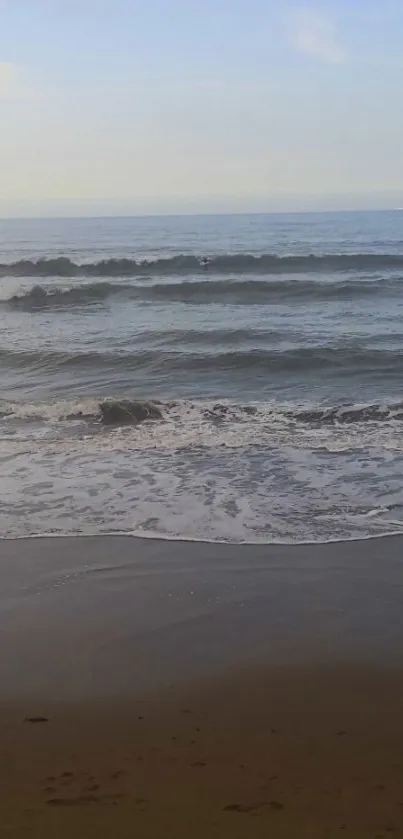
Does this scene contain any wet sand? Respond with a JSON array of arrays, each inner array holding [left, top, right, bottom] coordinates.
[[2, 535, 403, 836]]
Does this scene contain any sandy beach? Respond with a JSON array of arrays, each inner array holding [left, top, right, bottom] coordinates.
[[2, 535, 403, 837]]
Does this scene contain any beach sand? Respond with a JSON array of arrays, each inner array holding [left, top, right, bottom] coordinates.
[[1, 535, 403, 837]]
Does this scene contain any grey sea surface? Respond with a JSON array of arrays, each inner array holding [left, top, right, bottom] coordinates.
[[1, 211, 403, 542]]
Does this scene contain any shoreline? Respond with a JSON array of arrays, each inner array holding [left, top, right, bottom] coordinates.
[[2, 525, 403, 546]]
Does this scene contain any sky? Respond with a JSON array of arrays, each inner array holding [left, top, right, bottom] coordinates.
[[1, 0, 403, 216]]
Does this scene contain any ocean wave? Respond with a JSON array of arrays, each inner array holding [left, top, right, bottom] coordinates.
[[2, 344, 403, 376], [2, 396, 403, 428], [4, 282, 129, 309], [2, 276, 399, 310], [290, 402, 403, 424], [2, 252, 403, 279], [1, 344, 403, 376]]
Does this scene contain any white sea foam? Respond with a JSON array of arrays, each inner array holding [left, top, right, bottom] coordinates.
[[1, 413, 403, 543]]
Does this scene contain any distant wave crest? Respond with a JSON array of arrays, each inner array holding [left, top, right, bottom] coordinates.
[[2, 276, 399, 310], [1, 343, 403, 378]]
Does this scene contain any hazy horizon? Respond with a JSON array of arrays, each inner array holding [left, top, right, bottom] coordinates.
[[2, 0, 403, 218], [2, 203, 403, 222]]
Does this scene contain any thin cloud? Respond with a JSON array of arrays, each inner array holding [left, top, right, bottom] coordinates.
[[290, 10, 347, 64]]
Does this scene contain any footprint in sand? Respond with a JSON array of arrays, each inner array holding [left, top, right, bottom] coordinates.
[[224, 800, 284, 814], [47, 793, 125, 807]]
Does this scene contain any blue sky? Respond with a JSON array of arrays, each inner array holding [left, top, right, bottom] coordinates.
[[1, 0, 403, 216]]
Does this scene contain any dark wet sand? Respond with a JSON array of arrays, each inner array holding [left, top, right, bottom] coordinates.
[[2, 535, 403, 837]]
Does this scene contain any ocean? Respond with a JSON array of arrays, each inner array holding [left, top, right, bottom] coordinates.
[[1, 210, 403, 543]]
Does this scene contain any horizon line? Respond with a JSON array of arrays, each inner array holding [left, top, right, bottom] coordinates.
[[1, 206, 403, 222]]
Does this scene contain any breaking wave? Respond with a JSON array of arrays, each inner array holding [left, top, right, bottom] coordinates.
[[2, 396, 403, 428], [2, 252, 403, 278]]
